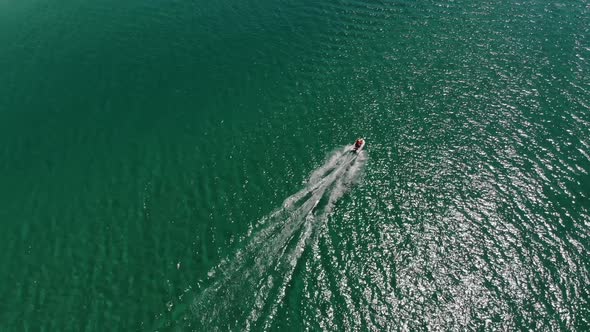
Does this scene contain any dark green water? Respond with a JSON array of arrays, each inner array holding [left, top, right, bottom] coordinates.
[[1, 0, 589, 330]]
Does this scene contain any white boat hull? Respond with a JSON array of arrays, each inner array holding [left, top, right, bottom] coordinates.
[[352, 140, 365, 153]]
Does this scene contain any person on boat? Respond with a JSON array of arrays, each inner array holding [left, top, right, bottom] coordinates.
[[355, 138, 363, 148]]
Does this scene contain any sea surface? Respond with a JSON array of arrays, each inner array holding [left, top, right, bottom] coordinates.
[[0, 0, 589, 330]]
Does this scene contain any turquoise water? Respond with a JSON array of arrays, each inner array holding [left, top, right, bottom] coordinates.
[[0, 0, 588, 330]]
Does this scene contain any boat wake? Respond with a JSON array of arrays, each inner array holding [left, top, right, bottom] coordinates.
[[156, 146, 367, 331]]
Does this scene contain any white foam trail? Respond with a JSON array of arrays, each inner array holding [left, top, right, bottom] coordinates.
[[307, 146, 352, 185], [283, 146, 351, 210], [175, 147, 367, 331]]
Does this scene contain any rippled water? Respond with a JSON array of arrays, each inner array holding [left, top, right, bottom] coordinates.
[[0, 0, 588, 330]]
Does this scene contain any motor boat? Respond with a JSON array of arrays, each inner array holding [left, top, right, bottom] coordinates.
[[352, 138, 365, 153]]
